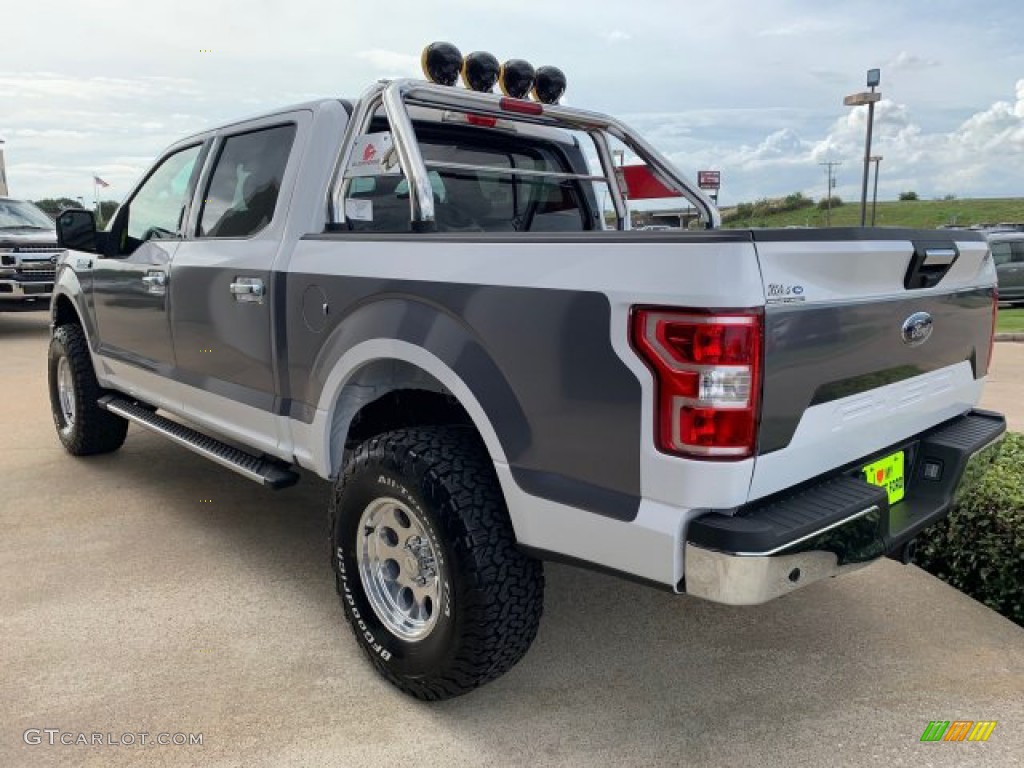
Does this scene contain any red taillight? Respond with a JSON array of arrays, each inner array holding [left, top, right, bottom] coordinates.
[[499, 97, 544, 116], [631, 308, 763, 459]]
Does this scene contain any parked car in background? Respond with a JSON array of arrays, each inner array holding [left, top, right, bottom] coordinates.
[[987, 232, 1024, 305], [0, 197, 60, 311]]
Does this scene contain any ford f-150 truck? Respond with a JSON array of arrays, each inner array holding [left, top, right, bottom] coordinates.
[[48, 44, 1005, 699], [0, 197, 60, 310]]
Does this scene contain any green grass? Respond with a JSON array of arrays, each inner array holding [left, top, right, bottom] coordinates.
[[997, 309, 1024, 334], [721, 197, 1024, 230]]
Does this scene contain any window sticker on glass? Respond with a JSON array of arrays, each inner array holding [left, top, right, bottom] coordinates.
[[348, 133, 399, 177], [345, 198, 374, 221]]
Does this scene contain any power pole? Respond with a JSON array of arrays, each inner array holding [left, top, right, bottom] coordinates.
[[870, 155, 883, 226], [819, 160, 841, 226]]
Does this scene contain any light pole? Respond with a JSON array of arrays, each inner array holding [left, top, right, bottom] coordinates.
[[869, 155, 883, 226], [844, 68, 881, 227], [0, 138, 8, 197], [819, 160, 840, 226]]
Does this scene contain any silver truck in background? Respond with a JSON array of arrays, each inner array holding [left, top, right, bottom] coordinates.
[[0, 197, 60, 311], [46, 43, 1006, 700]]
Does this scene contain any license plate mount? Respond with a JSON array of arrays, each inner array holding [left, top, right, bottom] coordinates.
[[862, 450, 905, 505]]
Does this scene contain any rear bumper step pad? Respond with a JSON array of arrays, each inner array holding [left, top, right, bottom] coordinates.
[[98, 395, 299, 490]]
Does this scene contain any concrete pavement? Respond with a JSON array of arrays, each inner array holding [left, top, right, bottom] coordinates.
[[1, 312, 1022, 768]]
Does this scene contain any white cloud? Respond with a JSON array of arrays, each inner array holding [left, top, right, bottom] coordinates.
[[652, 79, 1024, 205], [888, 51, 941, 71], [353, 49, 422, 79], [757, 18, 851, 37], [1, 0, 1022, 206]]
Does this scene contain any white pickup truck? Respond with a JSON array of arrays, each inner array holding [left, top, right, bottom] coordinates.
[[49, 45, 1005, 699]]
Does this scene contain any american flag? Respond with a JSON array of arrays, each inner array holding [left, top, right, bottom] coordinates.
[[93, 175, 110, 188]]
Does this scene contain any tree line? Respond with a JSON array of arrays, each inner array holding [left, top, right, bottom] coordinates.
[[32, 198, 120, 227]]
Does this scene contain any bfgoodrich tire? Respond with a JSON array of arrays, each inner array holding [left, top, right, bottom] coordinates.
[[47, 324, 128, 456], [330, 427, 544, 700]]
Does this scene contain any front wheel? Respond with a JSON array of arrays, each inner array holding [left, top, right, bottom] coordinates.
[[330, 427, 544, 700], [48, 324, 128, 455]]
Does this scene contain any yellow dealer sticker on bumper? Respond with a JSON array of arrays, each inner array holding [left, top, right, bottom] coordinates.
[[863, 450, 905, 504]]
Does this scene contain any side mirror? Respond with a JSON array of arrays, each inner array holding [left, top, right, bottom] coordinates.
[[56, 208, 99, 253]]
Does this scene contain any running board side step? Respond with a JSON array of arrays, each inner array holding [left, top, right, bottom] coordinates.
[[98, 395, 299, 490]]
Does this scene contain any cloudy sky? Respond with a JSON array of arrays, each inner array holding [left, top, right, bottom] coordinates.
[[3, 0, 1023, 207]]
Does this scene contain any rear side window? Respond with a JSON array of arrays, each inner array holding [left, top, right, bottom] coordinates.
[[345, 134, 591, 233], [991, 242, 1012, 265], [199, 124, 296, 238]]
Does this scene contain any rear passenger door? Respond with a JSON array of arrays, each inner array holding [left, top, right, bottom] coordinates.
[[168, 114, 303, 447]]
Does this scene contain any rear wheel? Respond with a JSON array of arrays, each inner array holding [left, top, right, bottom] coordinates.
[[47, 324, 128, 455], [330, 427, 544, 700]]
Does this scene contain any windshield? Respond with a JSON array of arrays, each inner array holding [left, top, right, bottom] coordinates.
[[0, 199, 55, 230]]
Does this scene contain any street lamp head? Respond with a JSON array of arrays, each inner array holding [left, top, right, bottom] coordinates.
[[867, 68, 881, 88]]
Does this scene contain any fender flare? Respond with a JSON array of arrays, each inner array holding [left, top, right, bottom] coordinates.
[[50, 265, 97, 343], [311, 338, 515, 479]]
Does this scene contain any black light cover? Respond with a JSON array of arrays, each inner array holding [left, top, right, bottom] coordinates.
[[498, 59, 535, 99], [421, 42, 463, 86], [461, 51, 500, 92], [531, 66, 566, 104]]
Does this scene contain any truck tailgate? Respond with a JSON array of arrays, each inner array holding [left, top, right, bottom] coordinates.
[[748, 229, 996, 501]]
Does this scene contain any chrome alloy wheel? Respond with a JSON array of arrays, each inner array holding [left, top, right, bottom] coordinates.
[[356, 497, 442, 642], [56, 355, 76, 430]]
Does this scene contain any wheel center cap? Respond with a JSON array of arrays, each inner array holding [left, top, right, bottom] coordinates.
[[405, 553, 420, 574]]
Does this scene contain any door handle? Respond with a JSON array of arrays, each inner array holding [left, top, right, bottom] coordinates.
[[142, 271, 166, 295], [230, 277, 265, 303]]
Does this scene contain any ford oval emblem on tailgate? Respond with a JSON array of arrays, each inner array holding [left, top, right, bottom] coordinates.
[[901, 312, 933, 347]]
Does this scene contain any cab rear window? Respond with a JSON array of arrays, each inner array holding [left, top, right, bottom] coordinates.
[[343, 133, 592, 233]]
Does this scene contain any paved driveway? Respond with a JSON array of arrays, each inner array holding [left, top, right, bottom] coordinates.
[[1, 313, 1022, 768]]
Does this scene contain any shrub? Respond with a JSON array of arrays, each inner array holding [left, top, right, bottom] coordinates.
[[817, 195, 843, 210], [899, 190, 919, 201], [916, 432, 1024, 626], [781, 192, 815, 212], [720, 193, 815, 224]]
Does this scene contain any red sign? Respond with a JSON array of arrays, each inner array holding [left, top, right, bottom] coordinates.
[[619, 165, 683, 200], [697, 170, 721, 190]]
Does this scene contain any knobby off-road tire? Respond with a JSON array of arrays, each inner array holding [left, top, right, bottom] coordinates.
[[48, 324, 128, 455], [330, 427, 544, 700]]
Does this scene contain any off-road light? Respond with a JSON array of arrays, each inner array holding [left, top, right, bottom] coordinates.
[[498, 59, 535, 99], [421, 42, 463, 86], [461, 51, 500, 92], [531, 66, 566, 104]]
